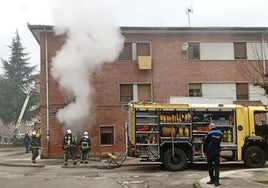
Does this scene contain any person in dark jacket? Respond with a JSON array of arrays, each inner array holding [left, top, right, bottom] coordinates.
[[23, 133, 31, 153], [203, 123, 223, 186], [78, 131, 91, 164], [62, 129, 77, 166], [30, 131, 40, 163]]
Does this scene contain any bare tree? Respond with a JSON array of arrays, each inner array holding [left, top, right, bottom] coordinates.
[[241, 41, 268, 95]]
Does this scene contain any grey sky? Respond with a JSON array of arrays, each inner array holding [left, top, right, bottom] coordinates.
[[1, 0, 268, 73]]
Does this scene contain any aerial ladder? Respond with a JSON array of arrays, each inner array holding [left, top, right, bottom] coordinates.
[[13, 88, 35, 139]]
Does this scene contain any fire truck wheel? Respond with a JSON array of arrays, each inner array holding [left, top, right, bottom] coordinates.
[[163, 148, 187, 171], [244, 146, 265, 168]]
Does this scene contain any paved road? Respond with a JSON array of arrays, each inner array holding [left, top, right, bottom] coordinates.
[[0, 147, 208, 188], [0, 147, 268, 188]]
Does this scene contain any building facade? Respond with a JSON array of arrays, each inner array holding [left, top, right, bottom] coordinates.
[[28, 25, 268, 158]]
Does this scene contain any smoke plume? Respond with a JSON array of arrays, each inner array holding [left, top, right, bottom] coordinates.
[[51, 0, 124, 132]]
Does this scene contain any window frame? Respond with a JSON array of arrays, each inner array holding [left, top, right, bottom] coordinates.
[[99, 125, 115, 146], [119, 42, 151, 61], [118, 42, 133, 61], [234, 42, 247, 59], [236, 83, 249, 100], [189, 83, 202, 97], [187, 42, 200, 60], [64, 90, 75, 103], [119, 83, 152, 103], [119, 84, 133, 103]]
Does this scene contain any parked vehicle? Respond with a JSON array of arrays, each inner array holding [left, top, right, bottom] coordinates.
[[127, 102, 268, 171]]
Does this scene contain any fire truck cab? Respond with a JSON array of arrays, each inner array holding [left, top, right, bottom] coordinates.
[[127, 102, 268, 171]]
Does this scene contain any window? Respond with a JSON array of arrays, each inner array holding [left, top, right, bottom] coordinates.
[[119, 42, 150, 61], [189, 83, 202, 97], [234, 42, 247, 59], [119, 42, 132, 60], [254, 111, 268, 137], [120, 83, 151, 103], [137, 84, 151, 101], [137, 42, 150, 56], [188, 43, 200, 60], [120, 84, 133, 102], [64, 90, 75, 103], [100, 126, 114, 145], [236, 83, 249, 100]]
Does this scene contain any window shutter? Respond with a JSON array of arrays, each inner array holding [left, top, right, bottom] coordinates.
[[234, 42, 247, 59], [138, 84, 151, 101]]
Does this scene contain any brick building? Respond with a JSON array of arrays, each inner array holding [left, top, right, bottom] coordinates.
[[28, 24, 268, 158]]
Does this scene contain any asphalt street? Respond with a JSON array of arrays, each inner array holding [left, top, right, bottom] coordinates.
[[0, 147, 268, 188]]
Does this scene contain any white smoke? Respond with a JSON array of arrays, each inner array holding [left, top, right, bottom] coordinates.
[[51, 0, 124, 130]]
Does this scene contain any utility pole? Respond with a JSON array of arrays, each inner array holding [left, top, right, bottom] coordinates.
[[186, 6, 193, 27]]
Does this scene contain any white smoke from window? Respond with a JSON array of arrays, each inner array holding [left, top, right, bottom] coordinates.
[[51, 0, 124, 130]]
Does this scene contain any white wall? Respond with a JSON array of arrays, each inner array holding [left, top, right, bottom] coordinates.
[[200, 43, 234, 60], [202, 83, 236, 99], [249, 84, 268, 105], [195, 42, 268, 61], [247, 42, 263, 60], [169, 96, 233, 104], [169, 83, 235, 104], [170, 83, 268, 105]]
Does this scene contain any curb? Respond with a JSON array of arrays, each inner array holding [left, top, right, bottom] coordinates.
[[193, 182, 202, 188], [0, 162, 45, 168]]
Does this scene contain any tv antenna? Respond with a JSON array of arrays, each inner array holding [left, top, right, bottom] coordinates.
[[186, 6, 193, 27]]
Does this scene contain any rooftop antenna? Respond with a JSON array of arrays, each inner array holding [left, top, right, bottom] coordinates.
[[186, 6, 193, 27]]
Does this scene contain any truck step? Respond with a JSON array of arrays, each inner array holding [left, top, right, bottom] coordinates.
[[140, 155, 149, 161]]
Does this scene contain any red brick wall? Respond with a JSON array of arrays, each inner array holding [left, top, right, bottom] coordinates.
[[39, 32, 66, 158], [39, 30, 262, 158]]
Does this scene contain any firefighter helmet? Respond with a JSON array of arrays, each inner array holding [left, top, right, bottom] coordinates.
[[66, 129, 72, 134], [83, 131, 88, 136]]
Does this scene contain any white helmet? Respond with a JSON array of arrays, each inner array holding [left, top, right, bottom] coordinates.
[[66, 129, 72, 134], [83, 131, 88, 136], [32, 131, 36, 136]]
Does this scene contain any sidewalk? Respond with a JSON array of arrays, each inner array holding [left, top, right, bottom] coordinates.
[[197, 168, 268, 188], [0, 147, 268, 187], [0, 147, 61, 167], [0, 147, 139, 168]]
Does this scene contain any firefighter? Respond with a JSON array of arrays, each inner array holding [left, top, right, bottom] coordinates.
[[203, 123, 223, 186], [30, 131, 40, 163], [23, 133, 31, 153], [62, 129, 77, 166], [78, 131, 91, 164]]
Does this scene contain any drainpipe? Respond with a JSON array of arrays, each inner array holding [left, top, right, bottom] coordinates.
[[261, 30, 268, 76], [44, 28, 50, 158]]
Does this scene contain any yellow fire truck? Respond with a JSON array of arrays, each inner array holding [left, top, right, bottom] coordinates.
[[127, 102, 268, 171]]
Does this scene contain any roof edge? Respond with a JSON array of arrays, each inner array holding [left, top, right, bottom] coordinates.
[[28, 23, 268, 43], [27, 23, 54, 44]]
